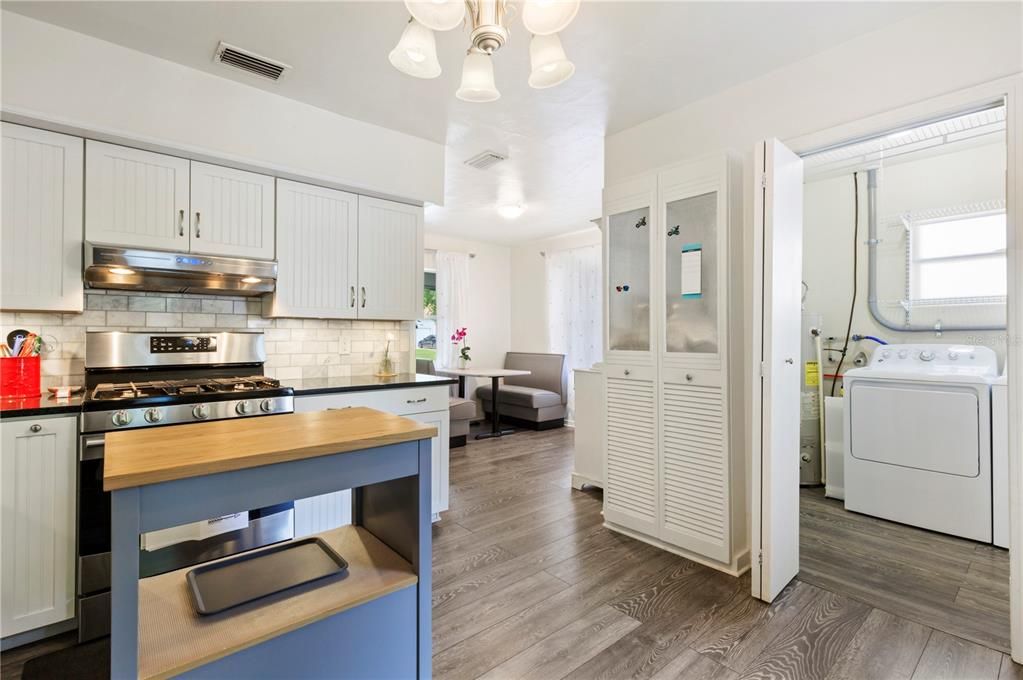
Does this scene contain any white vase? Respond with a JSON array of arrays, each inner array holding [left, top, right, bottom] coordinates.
[[459, 357, 470, 369]]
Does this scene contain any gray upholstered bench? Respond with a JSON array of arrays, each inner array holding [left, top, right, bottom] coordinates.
[[477, 352, 566, 430], [417, 359, 477, 447]]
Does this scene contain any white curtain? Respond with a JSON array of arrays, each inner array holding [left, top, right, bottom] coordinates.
[[435, 250, 471, 369], [546, 245, 602, 423]]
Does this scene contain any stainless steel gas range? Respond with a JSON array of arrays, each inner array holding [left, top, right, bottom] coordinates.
[[77, 331, 295, 642]]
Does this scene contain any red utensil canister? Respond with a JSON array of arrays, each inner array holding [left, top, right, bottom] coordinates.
[[1, 356, 42, 398]]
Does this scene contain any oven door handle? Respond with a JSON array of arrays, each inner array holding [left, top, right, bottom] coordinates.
[[81, 435, 105, 461]]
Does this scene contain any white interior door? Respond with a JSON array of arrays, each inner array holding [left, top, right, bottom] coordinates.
[[751, 138, 804, 602]]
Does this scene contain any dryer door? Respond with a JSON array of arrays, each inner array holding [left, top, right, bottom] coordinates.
[[848, 381, 980, 477]]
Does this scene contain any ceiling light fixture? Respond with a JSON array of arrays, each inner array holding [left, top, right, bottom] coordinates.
[[497, 203, 526, 219], [390, 0, 579, 101]]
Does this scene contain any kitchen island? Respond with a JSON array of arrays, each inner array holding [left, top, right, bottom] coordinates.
[[103, 408, 436, 679]]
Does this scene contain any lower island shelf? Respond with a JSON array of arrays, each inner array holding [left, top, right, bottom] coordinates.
[[137, 525, 417, 680]]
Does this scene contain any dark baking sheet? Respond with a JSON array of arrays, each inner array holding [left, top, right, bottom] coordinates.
[[186, 537, 349, 615]]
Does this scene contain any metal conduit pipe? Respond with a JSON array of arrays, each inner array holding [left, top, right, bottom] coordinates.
[[865, 168, 1007, 333]]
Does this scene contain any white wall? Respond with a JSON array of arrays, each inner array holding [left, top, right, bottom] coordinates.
[[606, 4, 1022, 182], [804, 142, 1009, 382], [424, 233, 512, 400], [0, 11, 444, 205], [510, 227, 603, 354]]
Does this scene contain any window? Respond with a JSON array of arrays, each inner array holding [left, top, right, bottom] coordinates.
[[911, 211, 1007, 301], [416, 270, 437, 360]]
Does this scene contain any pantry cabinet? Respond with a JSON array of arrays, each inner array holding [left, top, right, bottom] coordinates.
[[1, 124, 84, 312], [85, 141, 274, 259], [267, 183, 423, 321], [601, 152, 745, 574], [1, 415, 77, 637], [265, 180, 359, 318]]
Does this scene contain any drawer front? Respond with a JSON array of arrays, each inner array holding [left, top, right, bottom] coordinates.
[[295, 386, 448, 416]]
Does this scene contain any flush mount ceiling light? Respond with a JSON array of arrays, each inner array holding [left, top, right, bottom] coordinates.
[[389, 0, 579, 101], [497, 203, 526, 219]]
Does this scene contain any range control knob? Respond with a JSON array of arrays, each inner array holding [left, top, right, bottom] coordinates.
[[192, 404, 210, 420], [919, 350, 936, 361], [144, 408, 163, 424], [111, 410, 133, 427], [260, 398, 275, 413], [236, 400, 255, 415]]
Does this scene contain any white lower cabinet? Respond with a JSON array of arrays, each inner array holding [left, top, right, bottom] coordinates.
[[293, 386, 450, 533], [1, 415, 77, 638]]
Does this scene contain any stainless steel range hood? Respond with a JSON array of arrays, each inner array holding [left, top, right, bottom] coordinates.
[[85, 244, 277, 296]]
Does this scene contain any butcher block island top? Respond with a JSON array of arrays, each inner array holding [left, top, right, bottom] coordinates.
[[103, 407, 438, 491]]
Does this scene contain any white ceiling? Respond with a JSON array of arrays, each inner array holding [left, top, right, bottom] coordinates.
[[4, 1, 930, 244]]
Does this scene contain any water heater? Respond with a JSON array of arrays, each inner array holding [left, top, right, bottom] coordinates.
[[800, 312, 823, 485]]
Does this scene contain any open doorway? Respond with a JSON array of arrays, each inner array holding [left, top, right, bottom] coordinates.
[[791, 102, 1010, 652]]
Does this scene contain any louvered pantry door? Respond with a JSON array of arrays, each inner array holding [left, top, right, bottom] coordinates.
[[85, 141, 190, 251], [603, 365, 659, 537], [658, 368, 730, 563]]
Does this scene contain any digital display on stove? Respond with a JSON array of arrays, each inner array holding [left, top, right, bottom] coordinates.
[[149, 336, 217, 353]]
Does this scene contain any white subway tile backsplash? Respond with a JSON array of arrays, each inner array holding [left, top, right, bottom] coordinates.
[[13, 292, 407, 389]]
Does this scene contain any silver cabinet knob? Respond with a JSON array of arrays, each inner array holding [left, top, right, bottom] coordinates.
[[29, 424, 42, 433]]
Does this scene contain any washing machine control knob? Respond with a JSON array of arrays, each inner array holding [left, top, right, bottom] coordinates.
[[948, 351, 959, 360], [919, 350, 936, 361], [881, 350, 892, 359], [897, 350, 909, 359]]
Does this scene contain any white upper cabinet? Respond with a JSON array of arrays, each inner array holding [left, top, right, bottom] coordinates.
[[189, 161, 275, 259], [85, 140, 190, 251], [1, 124, 84, 312], [357, 196, 423, 320], [268, 180, 358, 319], [1, 415, 77, 637]]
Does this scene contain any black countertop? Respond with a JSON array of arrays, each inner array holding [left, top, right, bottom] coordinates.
[[280, 373, 457, 397], [0, 374, 456, 418], [0, 393, 85, 419]]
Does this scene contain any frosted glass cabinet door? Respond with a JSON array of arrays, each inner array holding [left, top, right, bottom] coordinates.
[[664, 192, 719, 354], [608, 207, 651, 352]]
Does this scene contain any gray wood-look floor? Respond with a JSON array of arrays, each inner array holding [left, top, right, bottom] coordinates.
[[0, 426, 1015, 680], [431, 426, 1014, 680]]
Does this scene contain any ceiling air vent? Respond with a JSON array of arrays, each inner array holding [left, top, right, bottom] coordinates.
[[214, 41, 291, 81], [464, 150, 507, 171]]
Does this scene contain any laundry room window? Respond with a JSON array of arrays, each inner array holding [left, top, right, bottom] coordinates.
[[910, 209, 1008, 302]]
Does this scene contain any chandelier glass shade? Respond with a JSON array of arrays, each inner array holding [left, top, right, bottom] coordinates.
[[405, 0, 466, 31], [527, 33, 574, 88], [391, 0, 579, 100], [455, 50, 501, 102], [388, 18, 442, 79]]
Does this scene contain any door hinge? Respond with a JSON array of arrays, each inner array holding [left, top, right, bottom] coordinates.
[[758, 551, 763, 566], [759, 361, 766, 377], [760, 174, 768, 189]]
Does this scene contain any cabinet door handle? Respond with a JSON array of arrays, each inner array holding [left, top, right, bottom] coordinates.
[[178, 209, 185, 236], [350, 286, 356, 308], [624, 369, 631, 376], [29, 424, 42, 433], [406, 397, 427, 404], [685, 374, 694, 382], [195, 211, 201, 238], [360, 286, 366, 308]]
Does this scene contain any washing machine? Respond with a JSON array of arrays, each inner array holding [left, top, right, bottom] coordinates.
[[844, 344, 997, 542]]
